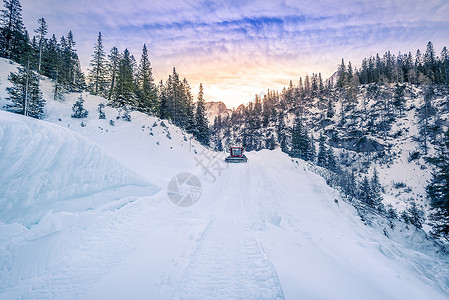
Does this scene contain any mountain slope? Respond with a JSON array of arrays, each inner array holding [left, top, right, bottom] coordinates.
[[0, 58, 448, 299], [0, 110, 158, 227]]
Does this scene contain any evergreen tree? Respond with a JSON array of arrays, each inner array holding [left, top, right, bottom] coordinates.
[[317, 133, 327, 167], [276, 112, 288, 153], [34, 17, 47, 73], [427, 129, 449, 240], [135, 44, 157, 114], [370, 169, 384, 211], [393, 83, 406, 116], [417, 86, 435, 155], [44, 34, 59, 78], [424, 41, 436, 82], [5, 61, 45, 119], [113, 48, 136, 107], [87, 32, 107, 96], [290, 116, 312, 160], [107, 46, 120, 100], [71, 95, 88, 118], [0, 0, 28, 61], [441, 46, 449, 85], [158, 79, 169, 119], [359, 176, 372, 207], [405, 200, 425, 229], [337, 58, 347, 87], [326, 146, 337, 172], [194, 83, 210, 146], [182, 78, 195, 133], [98, 102, 106, 119], [59, 31, 84, 91]]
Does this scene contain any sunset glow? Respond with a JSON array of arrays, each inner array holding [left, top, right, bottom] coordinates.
[[22, 0, 449, 107]]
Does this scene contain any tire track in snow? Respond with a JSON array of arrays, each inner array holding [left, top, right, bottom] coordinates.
[[171, 163, 284, 299]]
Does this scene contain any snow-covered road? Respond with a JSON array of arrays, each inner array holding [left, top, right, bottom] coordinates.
[[85, 151, 449, 300], [1, 110, 448, 299]]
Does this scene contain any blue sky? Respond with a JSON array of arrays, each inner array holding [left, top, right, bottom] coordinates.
[[22, 0, 449, 107]]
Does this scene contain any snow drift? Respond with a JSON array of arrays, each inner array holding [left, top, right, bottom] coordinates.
[[0, 111, 159, 226]]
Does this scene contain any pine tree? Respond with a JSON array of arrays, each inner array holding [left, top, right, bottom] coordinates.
[[107, 46, 120, 100], [5, 61, 45, 119], [34, 17, 47, 73], [182, 78, 195, 133], [194, 83, 210, 146], [393, 83, 406, 116], [87, 32, 107, 96], [113, 48, 136, 107], [418, 86, 435, 155], [359, 176, 372, 207], [98, 102, 106, 119], [45, 34, 59, 78], [0, 0, 28, 61], [60, 31, 84, 91], [370, 169, 384, 211], [424, 41, 436, 82], [317, 133, 327, 167], [441, 46, 449, 84], [158, 79, 169, 119], [135, 44, 157, 114], [337, 58, 347, 87], [326, 146, 337, 171], [405, 200, 424, 229], [427, 129, 449, 240], [71, 95, 88, 118], [290, 116, 312, 160]]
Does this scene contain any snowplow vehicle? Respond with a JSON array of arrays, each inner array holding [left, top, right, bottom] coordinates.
[[225, 147, 248, 163]]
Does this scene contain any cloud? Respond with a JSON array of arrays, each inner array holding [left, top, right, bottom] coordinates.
[[20, 0, 449, 106]]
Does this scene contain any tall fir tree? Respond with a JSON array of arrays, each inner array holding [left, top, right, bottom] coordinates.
[[158, 79, 169, 119], [87, 32, 107, 96], [290, 116, 312, 161], [5, 61, 45, 119], [370, 169, 383, 211], [426, 129, 449, 240], [135, 44, 157, 114], [34, 17, 47, 73], [182, 77, 195, 133], [194, 83, 210, 146], [107, 46, 120, 100], [0, 0, 29, 62], [113, 48, 136, 107], [317, 133, 327, 167]]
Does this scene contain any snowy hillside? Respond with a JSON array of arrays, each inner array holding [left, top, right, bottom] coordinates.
[[207, 82, 449, 219], [0, 58, 449, 299], [0, 111, 157, 226]]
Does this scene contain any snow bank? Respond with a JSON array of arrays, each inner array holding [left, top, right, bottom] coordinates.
[[0, 111, 159, 226]]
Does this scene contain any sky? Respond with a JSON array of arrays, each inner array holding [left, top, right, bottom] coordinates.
[[21, 0, 449, 108]]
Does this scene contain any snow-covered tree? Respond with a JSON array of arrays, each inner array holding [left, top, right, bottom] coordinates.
[[98, 102, 106, 119], [87, 32, 107, 96], [5, 63, 45, 119], [33, 17, 47, 73], [194, 83, 210, 146], [71, 95, 88, 118], [427, 129, 449, 240], [0, 0, 28, 62], [135, 44, 157, 114], [113, 48, 136, 107]]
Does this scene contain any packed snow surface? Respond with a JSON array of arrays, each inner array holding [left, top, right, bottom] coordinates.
[[0, 111, 157, 226], [0, 58, 448, 299]]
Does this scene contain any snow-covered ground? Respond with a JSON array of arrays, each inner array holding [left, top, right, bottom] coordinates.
[[0, 59, 448, 299]]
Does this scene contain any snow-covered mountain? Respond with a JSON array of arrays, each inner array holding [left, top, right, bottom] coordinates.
[[1, 58, 449, 299], [205, 101, 232, 125], [208, 82, 449, 218]]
